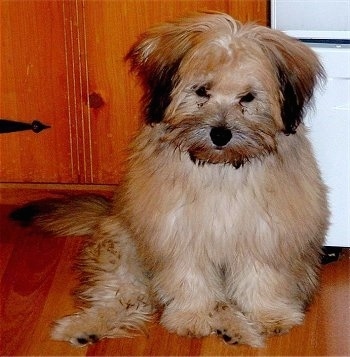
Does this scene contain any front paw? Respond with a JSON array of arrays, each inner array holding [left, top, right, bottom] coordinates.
[[213, 304, 264, 348], [216, 328, 243, 345]]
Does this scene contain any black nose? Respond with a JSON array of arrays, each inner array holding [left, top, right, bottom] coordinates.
[[210, 126, 232, 146]]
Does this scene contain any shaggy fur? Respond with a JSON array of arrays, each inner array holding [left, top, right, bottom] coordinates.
[[11, 12, 329, 348]]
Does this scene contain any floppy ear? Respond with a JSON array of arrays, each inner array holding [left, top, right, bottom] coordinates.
[[125, 24, 184, 124], [249, 27, 325, 134], [125, 12, 239, 124]]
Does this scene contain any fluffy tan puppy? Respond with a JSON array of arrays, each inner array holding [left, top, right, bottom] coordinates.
[[11, 12, 329, 348]]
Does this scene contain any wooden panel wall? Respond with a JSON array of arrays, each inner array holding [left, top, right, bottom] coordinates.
[[84, 0, 267, 184], [0, 0, 268, 185], [1, 1, 78, 183]]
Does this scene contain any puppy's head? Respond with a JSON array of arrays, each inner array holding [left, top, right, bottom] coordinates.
[[126, 12, 324, 167]]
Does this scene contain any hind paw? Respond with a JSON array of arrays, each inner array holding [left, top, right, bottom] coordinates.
[[73, 333, 100, 346], [51, 314, 101, 346]]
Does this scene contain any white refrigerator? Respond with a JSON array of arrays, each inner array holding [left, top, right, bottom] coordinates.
[[271, 0, 350, 247]]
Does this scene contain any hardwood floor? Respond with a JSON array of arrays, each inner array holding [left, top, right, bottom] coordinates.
[[1, 189, 349, 356]]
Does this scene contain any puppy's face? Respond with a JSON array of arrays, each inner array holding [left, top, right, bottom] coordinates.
[[162, 41, 282, 167], [127, 12, 324, 167]]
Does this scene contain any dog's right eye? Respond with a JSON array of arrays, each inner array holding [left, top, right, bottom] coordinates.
[[195, 86, 210, 98]]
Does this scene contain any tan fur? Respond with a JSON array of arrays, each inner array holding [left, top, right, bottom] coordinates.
[[12, 13, 329, 348]]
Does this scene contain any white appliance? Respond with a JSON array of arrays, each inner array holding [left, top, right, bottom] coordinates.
[[271, 0, 350, 247]]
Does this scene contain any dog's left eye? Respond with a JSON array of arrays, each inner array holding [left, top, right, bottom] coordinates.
[[240, 92, 255, 104]]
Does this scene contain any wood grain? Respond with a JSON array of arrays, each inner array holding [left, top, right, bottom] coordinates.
[[83, 0, 267, 184], [0, 1, 77, 183], [1, 0, 267, 184], [1, 195, 349, 356]]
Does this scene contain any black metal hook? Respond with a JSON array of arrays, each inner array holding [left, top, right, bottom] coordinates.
[[0, 119, 51, 134]]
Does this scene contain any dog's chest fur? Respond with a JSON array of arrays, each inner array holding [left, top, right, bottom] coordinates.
[[122, 125, 320, 267]]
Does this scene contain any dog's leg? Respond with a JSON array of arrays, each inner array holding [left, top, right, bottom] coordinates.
[[155, 262, 219, 337], [154, 262, 263, 347], [51, 217, 154, 346], [228, 263, 307, 337]]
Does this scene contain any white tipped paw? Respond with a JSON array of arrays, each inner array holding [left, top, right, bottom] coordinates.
[[213, 303, 265, 348], [51, 314, 101, 346], [215, 326, 264, 348]]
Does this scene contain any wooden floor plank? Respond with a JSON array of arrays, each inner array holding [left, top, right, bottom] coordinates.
[[27, 237, 87, 356], [1, 202, 349, 356], [1, 207, 66, 355]]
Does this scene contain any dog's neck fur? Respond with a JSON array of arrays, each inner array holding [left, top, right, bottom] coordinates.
[[123, 125, 314, 215]]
